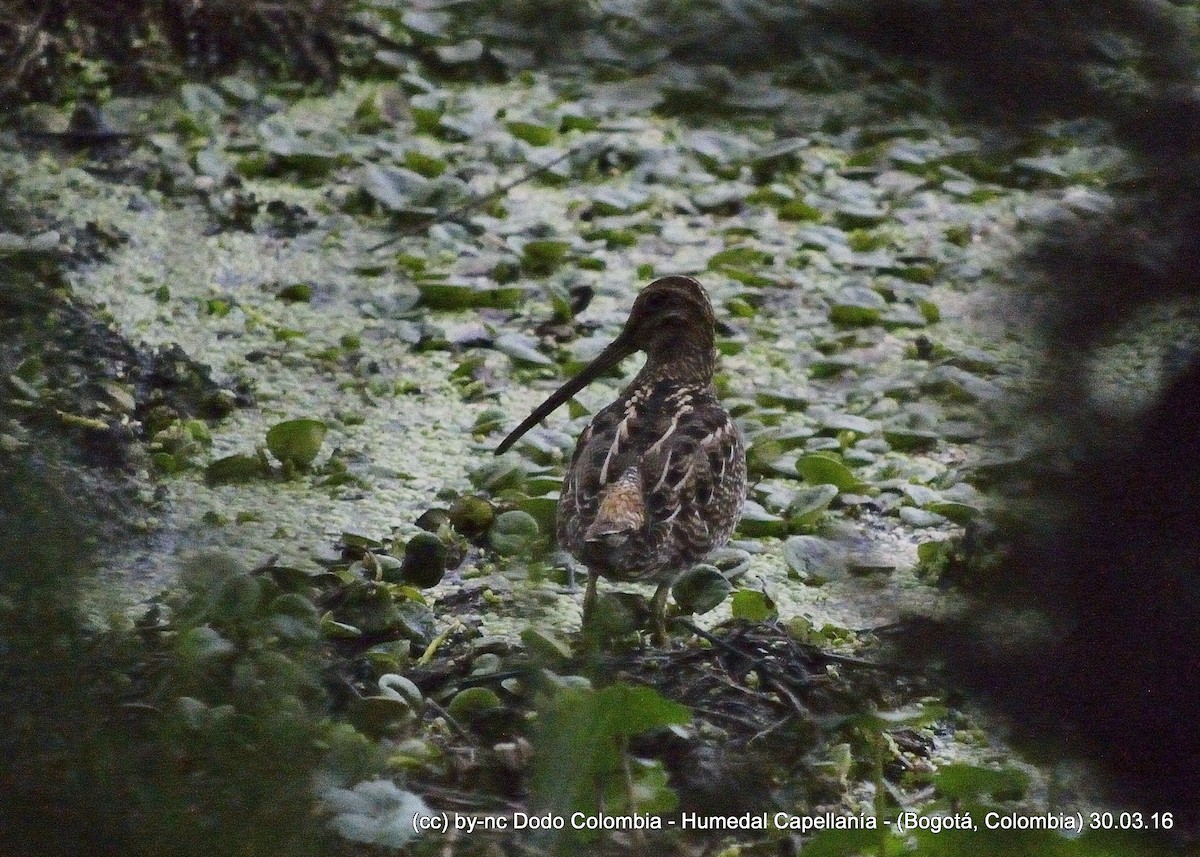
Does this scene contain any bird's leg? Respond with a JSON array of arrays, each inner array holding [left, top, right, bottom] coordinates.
[[581, 567, 598, 625], [563, 557, 578, 593], [651, 582, 671, 645]]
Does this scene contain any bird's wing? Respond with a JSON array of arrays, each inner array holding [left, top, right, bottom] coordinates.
[[640, 392, 744, 561]]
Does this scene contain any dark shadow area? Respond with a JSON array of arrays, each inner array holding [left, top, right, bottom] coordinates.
[[0, 0, 341, 105], [800, 0, 1200, 832]]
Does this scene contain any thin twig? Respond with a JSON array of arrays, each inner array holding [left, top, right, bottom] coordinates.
[[366, 142, 594, 252], [708, 670, 788, 711], [748, 713, 798, 745], [425, 698, 474, 742], [686, 703, 768, 733], [757, 670, 809, 719]]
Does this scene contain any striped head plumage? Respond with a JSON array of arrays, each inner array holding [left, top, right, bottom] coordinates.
[[496, 276, 747, 641]]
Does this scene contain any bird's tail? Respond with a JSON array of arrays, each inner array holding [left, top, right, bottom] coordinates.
[[584, 465, 645, 546]]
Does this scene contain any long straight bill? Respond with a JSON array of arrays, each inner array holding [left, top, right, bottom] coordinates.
[[494, 336, 633, 454]]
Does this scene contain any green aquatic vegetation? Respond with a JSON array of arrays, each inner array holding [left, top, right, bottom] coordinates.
[[671, 563, 733, 615], [265, 418, 328, 470], [730, 588, 778, 622], [530, 682, 690, 841]]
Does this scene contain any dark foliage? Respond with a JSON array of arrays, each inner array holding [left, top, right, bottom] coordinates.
[[0, 454, 349, 857], [0, 455, 131, 856], [0, 0, 342, 106], [807, 0, 1200, 832]]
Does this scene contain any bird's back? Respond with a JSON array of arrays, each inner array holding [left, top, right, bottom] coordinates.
[[557, 377, 746, 581]]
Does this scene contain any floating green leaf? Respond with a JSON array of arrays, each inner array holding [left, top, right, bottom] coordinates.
[[469, 459, 527, 493], [835, 202, 887, 227], [796, 453, 861, 491], [736, 500, 787, 538], [494, 333, 554, 367], [587, 186, 649, 215], [489, 510, 541, 555], [268, 593, 319, 642], [755, 389, 809, 410], [401, 8, 451, 40], [400, 533, 447, 588], [778, 200, 822, 221], [671, 564, 732, 615], [924, 501, 980, 523], [507, 121, 556, 146], [394, 600, 437, 646], [360, 164, 434, 214], [351, 693, 416, 738], [521, 239, 571, 276], [275, 283, 313, 303], [783, 535, 846, 581], [320, 612, 363, 639], [266, 418, 327, 469], [730, 589, 777, 622], [808, 356, 861, 378], [829, 285, 887, 326], [517, 495, 559, 535], [205, 453, 266, 485], [435, 40, 484, 65], [786, 484, 840, 531], [917, 540, 951, 564], [177, 624, 235, 663], [416, 281, 526, 310], [403, 150, 447, 178], [708, 246, 772, 271], [447, 687, 503, 721], [883, 427, 941, 451], [817, 412, 877, 437], [449, 495, 496, 539], [521, 627, 573, 668]]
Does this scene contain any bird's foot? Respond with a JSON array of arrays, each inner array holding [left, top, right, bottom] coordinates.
[[650, 583, 672, 646], [556, 552, 581, 594], [581, 569, 598, 624]]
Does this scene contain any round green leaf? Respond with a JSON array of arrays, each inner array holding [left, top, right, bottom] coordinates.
[[449, 495, 495, 539], [829, 285, 887, 326], [265, 418, 327, 468], [506, 121, 556, 146], [521, 240, 570, 276], [400, 533, 447, 588], [736, 500, 787, 538], [796, 453, 861, 491], [786, 484, 839, 531], [924, 501, 980, 523], [730, 589, 777, 622], [489, 510, 540, 555], [178, 624, 235, 662], [205, 453, 265, 485], [417, 281, 526, 309], [671, 564, 732, 615], [783, 535, 846, 581], [447, 687, 503, 720]]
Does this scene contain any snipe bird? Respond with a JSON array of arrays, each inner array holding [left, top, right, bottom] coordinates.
[[495, 276, 747, 642]]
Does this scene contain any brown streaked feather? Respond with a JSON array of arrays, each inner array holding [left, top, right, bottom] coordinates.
[[585, 465, 645, 541], [558, 377, 745, 582]]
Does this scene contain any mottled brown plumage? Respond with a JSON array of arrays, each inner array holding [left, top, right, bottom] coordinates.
[[496, 276, 747, 641]]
